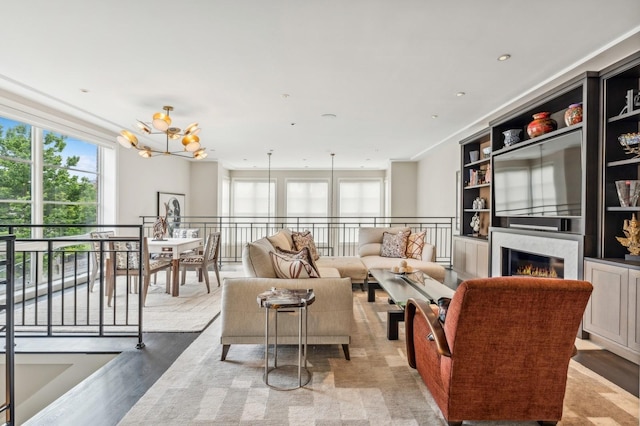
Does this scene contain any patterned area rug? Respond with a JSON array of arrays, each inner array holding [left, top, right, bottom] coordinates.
[[119, 289, 640, 425]]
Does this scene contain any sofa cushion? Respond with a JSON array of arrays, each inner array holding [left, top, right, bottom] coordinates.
[[315, 256, 368, 281], [270, 251, 320, 279], [242, 238, 277, 278], [358, 226, 411, 257], [406, 230, 427, 260], [292, 231, 320, 261], [380, 230, 410, 258], [267, 229, 294, 252]]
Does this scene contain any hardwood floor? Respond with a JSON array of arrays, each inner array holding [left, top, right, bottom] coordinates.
[[24, 332, 200, 426], [574, 348, 639, 397]]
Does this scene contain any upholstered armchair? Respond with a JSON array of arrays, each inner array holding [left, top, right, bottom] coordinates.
[[405, 277, 593, 426]]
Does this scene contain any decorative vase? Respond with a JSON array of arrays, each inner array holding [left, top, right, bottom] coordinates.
[[526, 112, 557, 138], [564, 103, 583, 126], [502, 129, 522, 147], [615, 180, 640, 207]]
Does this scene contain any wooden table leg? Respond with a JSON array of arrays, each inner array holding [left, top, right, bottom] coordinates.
[[387, 310, 404, 340], [171, 259, 180, 297]]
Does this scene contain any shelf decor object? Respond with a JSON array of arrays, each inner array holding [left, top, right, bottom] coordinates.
[[618, 132, 640, 157], [564, 103, 583, 126], [116, 105, 208, 160], [615, 180, 640, 207], [616, 213, 640, 260], [502, 129, 522, 146], [526, 112, 557, 138]]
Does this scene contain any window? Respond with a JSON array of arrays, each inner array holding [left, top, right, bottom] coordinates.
[[0, 118, 32, 226], [339, 180, 383, 218], [231, 179, 275, 217], [42, 130, 98, 235], [286, 180, 328, 217]]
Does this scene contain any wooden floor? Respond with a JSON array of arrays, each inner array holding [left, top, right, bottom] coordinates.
[[23, 268, 640, 425]]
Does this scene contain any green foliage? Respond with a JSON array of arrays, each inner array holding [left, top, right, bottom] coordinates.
[[0, 122, 98, 234]]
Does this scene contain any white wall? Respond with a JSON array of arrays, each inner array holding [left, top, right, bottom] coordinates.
[[389, 161, 417, 216], [116, 148, 192, 231], [416, 140, 459, 217], [190, 161, 220, 216]]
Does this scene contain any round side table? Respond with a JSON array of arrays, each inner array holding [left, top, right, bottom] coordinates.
[[257, 288, 315, 390]]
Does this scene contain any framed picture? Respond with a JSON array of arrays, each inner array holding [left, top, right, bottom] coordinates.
[[157, 192, 185, 236]]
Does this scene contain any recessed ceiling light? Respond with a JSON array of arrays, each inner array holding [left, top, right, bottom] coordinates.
[[497, 54, 511, 61], [80, 88, 89, 93], [456, 92, 466, 97], [321, 113, 337, 119], [431, 114, 438, 119], [281, 94, 290, 99]]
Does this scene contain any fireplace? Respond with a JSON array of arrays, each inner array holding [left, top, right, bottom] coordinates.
[[502, 248, 564, 278], [491, 229, 581, 279]]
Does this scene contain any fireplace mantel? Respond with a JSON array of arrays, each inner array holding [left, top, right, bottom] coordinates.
[[490, 228, 583, 279]]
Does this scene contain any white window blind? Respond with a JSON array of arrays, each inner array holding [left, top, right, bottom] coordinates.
[[286, 180, 328, 217]]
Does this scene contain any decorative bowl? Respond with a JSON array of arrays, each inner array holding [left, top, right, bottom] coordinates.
[[619, 132, 640, 158], [482, 146, 492, 157]]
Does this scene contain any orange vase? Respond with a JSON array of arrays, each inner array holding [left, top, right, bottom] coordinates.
[[527, 112, 557, 138]]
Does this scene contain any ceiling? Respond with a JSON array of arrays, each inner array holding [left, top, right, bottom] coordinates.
[[1, 1, 639, 170]]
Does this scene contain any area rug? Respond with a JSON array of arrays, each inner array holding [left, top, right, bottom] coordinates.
[[119, 289, 640, 425]]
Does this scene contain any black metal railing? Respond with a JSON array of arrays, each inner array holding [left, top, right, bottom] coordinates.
[[139, 216, 455, 266], [0, 225, 144, 348], [0, 234, 15, 426]]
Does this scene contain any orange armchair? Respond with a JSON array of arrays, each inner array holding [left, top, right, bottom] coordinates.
[[405, 277, 593, 426]]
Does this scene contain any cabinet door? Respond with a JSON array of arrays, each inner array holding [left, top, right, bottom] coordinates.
[[628, 269, 640, 353], [464, 241, 478, 276], [476, 242, 489, 278], [583, 261, 628, 345], [452, 237, 466, 274]]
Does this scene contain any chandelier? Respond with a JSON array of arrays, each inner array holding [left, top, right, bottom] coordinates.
[[116, 105, 208, 160]]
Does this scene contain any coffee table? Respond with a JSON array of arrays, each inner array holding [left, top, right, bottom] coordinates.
[[368, 269, 454, 340]]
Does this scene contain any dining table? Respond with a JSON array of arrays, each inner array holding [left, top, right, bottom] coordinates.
[[146, 237, 203, 297]]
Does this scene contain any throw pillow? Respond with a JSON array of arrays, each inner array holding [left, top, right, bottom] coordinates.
[[275, 246, 320, 277], [406, 230, 427, 260], [380, 230, 410, 258], [291, 231, 320, 261], [269, 251, 320, 279]]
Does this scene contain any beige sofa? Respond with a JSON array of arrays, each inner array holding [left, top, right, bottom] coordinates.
[[357, 226, 445, 283], [219, 227, 445, 361], [220, 230, 353, 361]]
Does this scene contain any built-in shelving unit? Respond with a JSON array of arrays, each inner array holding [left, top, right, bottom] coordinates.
[[585, 51, 640, 364], [600, 52, 640, 259], [454, 129, 491, 280]]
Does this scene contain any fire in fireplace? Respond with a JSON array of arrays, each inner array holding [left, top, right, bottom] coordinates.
[[502, 248, 564, 279]]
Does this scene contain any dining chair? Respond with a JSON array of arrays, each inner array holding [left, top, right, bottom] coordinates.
[[179, 231, 221, 292], [89, 230, 114, 292], [106, 237, 173, 306]]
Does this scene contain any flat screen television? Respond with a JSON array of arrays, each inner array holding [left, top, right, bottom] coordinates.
[[493, 130, 582, 218]]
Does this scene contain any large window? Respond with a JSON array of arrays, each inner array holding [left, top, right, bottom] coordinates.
[[339, 179, 383, 218], [42, 130, 98, 234], [286, 180, 328, 217], [0, 118, 32, 226]]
